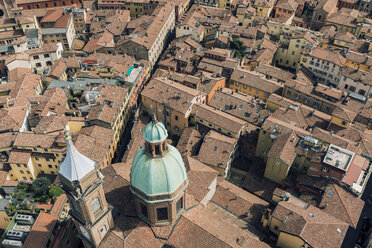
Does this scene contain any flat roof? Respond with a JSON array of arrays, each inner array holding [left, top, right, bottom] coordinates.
[[126, 65, 143, 84], [323, 144, 354, 171], [0, 198, 9, 211], [48, 78, 118, 91]]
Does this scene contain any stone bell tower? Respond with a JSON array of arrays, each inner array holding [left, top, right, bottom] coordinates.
[[58, 133, 113, 247]]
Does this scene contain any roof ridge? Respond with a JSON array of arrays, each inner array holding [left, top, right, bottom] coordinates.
[[331, 185, 355, 226]]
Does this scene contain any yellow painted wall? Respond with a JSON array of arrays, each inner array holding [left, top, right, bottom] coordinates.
[[255, 129, 274, 159], [0, 25, 19, 32], [333, 39, 350, 48], [264, 157, 291, 184], [324, 23, 361, 37], [0, 211, 12, 230], [268, 216, 282, 235], [99, 92, 130, 169], [318, 43, 330, 49], [345, 59, 370, 71], [330, 116, 350, 128], [255, 6, 272, 17], [68, 119, 85, 132], [272, 194, 283, 204], [9, 159, 36, 181], [229, 81, 270, 102], [142, 96, 188, 137], [292, 155, 310, 173], [31, 154, 62, 175], [242, 16, 254, 27], [124, 3, 145, 18], [275, 38, 312, 69], [277, 232, 308, 248], [266, 101, 280, 112]]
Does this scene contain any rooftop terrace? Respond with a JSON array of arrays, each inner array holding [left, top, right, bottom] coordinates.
[[323, 144, 354, 171]]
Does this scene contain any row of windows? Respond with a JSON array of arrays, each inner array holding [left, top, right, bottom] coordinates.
[[344, 84, 367, 95], [35, 156, 59, 162], [37, 164, 58, 169], [295, 44, 305, 49], [140, 197, 183, 221], [232, 81, 261, 94], [26, 0, 81, 9], [36, 61, 52, 67], [277, 8, 292, 14], [11, 170, 56, 179], [286, 90, 327, 110], [197, 119, 232, 136], [292, 163, 308, 172]]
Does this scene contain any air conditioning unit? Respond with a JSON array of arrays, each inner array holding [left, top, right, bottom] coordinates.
[[2, 239, 23, 248], [15, 215, 34, 225], [6, 231, 24, 241]]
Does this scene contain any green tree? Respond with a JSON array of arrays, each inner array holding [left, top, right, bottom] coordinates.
[[230, 38, 247, 59], [31, 177, 51, 198], [49, 185, 64, 200], [5, 204, 16, 216]]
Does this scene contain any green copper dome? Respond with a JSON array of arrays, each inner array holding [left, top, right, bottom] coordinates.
[[130, 146, 188, 201], [143, 120, 168, 143], [130, 120, 188, 203]]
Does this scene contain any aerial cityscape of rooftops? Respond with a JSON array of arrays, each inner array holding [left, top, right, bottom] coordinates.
[[0, 0, 371, 247]]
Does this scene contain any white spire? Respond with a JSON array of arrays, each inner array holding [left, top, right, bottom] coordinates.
[[58, 132, 96, 182]]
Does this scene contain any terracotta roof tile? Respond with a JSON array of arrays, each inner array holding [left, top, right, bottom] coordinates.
[[274, 198, 349, 248], [5, 53, 30, 65], [0, 132, 15, 150], [231, 69, 282, 94], [14, 132, 57, 148], [48, 59, 67, 79], [319, 184, 364, 228], [34, 116, 69, 134], [23, 212, 56, 248], [8, 150, 31, 164], [167, 216, 231, 248], [267, 131, 298, 166], [75, 125, 113, 169], [197, 130, 237, 170], [0, 106, 29, 132], [310, 48, 346, 67], [142, 77, 202, 114], [209, 88, 270, 126], [256, 64, 294, 82], [176, 127, 203, 157], [192, 103, 246, 136], [211, 180, 268, 226]]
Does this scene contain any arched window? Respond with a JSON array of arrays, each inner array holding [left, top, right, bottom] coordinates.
[[155, 144, 161, 155], [176, 197, 183, 213], [91, 197, 102, 215]]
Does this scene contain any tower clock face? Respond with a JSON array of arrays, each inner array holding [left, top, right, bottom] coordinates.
[[79, 225, 91, 241]]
